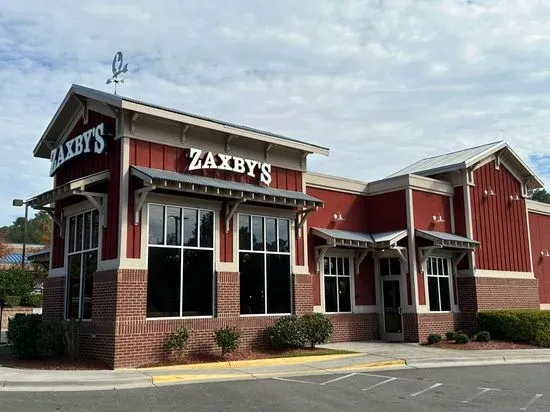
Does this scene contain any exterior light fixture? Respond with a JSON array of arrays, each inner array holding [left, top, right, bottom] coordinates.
[[432, 214, 445, 223], [332, 211, 345, 222], [540, 249, 550, 257], [509, 194, 520, 202], [483, 188, 495, 197]]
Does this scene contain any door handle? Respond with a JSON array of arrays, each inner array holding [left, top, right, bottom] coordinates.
[[397, 306, 403, 315]]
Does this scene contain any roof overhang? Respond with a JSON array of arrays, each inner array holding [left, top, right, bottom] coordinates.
[[131, 166, 323, 209], [27, 170, 110, 208], [416, 229, 479, 250], [311, 227, 407, 249]]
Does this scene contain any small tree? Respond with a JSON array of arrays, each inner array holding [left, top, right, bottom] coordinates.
[[301, 313, 333, 349], [165, 327, 190, 360], [214, 326, 240, 357]]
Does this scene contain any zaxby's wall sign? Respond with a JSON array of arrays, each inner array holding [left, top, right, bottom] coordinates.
[[189, 148, 272, 186], [50, 123, 107, 176]]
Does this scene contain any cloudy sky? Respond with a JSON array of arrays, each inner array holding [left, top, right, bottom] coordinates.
[[1, 0, 550, 225]]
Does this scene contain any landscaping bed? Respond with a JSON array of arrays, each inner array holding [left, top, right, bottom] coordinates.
[[0, 344, 105, 370], [423, 341, 539, 350]]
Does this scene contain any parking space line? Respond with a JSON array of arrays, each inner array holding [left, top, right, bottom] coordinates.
[[362, 377, 397, 391], [320, 373, 356, 386], [520, 394, 543, 411], [272, 377, 320, 385], [410, 383, 442, 397], [462, 387, 499, 404]]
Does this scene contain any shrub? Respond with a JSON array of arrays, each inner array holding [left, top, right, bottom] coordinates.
[[477, 310, 550, 345], [2, 295, 21, 308], [427, 333, 442, 344], [268, 315, 306, 349], [455, 333, 469, 344], [20, 293, 43, 308], [165, 327, 190, 355], [7, 314, 62, 358], [534, 328, 550, 348], [474, 331, 491, 342], [36, 321, 64, 357], [445, 331, 455, 341], [301, 313, 333, 349], [215, 326, 240, 356]]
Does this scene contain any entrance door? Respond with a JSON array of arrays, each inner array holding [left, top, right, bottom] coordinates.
[[382, 279, 403, 340]]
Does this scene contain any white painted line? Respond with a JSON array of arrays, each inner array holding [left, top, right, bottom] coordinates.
[[320, 373, 356, 386], [462, 387, 499, 404], [520, 394, 543, 411], [410, 383, 442, 397], [362, 377, 397, 391], [272, 377, 319, 385]]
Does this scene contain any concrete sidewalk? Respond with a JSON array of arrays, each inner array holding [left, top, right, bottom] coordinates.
[[2, 342, 550, 392]]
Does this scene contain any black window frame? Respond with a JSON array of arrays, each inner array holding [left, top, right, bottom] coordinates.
[[65, 209, 100, 320], [426, 256, 452, 312], [146, 203, 215, 319], [238, 213, 292, 315], [322, 256, 352, 313]]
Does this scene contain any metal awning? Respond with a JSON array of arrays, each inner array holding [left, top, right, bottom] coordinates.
[[27, 170, 110, 208], [311, 227, 407, 249], [416, 229, 479, 250], [131, 166, 323, 208]]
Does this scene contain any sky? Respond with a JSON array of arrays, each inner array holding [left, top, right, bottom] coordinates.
[[1, 0, 550, 226]]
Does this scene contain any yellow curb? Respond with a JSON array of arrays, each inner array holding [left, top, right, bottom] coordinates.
[[153, 374, 244, 384], [136, 353, 362, 371], [328, 359, 407, 372]]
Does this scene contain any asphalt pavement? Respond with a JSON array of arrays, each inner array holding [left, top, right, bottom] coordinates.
[[2, 363, 550, 411]]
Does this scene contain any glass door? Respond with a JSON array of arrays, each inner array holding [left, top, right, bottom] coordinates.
[[382, 279, 403, 340]]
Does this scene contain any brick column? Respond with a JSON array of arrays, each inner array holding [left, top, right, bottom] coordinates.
[[42, 276, 65, 321], [294, 273, 313, 314], [216, 271, 240, 317]]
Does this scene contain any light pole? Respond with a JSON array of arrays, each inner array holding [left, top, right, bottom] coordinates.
[[12, 199, 28, 270]]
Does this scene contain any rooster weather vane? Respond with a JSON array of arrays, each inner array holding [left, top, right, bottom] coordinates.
[[106, 51, 128, 94]]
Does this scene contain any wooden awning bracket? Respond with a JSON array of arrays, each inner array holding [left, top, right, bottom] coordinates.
[[80, 191, 107, 228], [35, 206, 65, 238], [134, 186, 156, 225], [224, 199, 245, 233], [296, 207, 317, 239]]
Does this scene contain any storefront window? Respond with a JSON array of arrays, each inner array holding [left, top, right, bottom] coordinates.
[[426, 256, 452, 312], [323, 256, 351, 313], [147, 204, 214, 318], [239, 215, 291, 315], [66, 209, 99, 319]]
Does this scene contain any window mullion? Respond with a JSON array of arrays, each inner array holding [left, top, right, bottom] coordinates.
[[263, 217, 267, 314], [78, 251, 84, 319]]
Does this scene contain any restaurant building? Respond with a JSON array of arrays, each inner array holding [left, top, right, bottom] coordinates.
[[28, 84, 550, 368]]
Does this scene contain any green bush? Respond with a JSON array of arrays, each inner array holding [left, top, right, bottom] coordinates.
[[2, 295, 21, 308], [7, 314, 62, 359], [427, 333, 442, 344], [534, 328, 550, 348], [301, 313, 333, 348], [445, 331, 455, 341], [165, 327, 190, 354], [477, 310, 550, 345], [454, 333, 469, 344], [268, 315, 306, 349], [215, 326, 240, 356], [36, 321, 64, 357], [20, 293, 43, 308], [474, 331, 491, 342]]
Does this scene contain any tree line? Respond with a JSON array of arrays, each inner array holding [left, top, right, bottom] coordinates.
[[0, 211, 52, 246]]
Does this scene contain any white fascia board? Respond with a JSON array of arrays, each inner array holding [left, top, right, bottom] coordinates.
[[304, 172, 368, 195], [368, 174, 453, 196], [464, 141, 507, 169], [527, 199, 550, 216], [121, 100, 330, 156]]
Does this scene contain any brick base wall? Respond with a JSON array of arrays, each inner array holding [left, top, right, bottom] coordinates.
[[294, 274, 313, 314], [475, 277, 539, 310], [42, 276, 65, 321], [327, 313, 380, 342]]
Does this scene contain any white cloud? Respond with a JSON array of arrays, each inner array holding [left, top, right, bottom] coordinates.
[[1, 0, 550, 225]]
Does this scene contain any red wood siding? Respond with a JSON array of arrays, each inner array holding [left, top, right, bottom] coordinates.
[[529, 212, 550, 304], [453, 186, 467, 236], [368, 190, 407, 232], [51, 112, 120, 267], [126, 139, 304, 262], [471, 162, 531, 272], [412, 190, 452, 232], [355, 254, 376, 305]]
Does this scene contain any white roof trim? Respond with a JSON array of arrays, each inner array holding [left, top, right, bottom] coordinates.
[[527, 199, 550, 216]]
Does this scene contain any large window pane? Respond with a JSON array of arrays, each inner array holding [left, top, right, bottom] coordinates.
[[428, 276, 440, 311], [68, 216, 76, 253], [91, 210, 99, 248], [199, 211, 214, 248], [81, 251, 97, 319], [439, 277, 451, 311], [390, 258, 401, 275], [83, 212, 91, 250], [239, 215, 251, 251], [343, 258, 350, 276], [278, 220, 289, 252], [324, 277, 338, 312], [75, 214, 83, 252], [183, 208, 198, 247], [166, 207, 182, 246], [265, 218, 277, 252], [67, 254, 81, 318], [330, 257, 337, 275], [147, 247, 181, 317], [148, 205, 164, 245], [379, 258, 389, 276], [338, 277, 351, 312], [266, 254, 291, 314], [252, 216, 264, 251], [182, 249, 213, 316], [239, 252, 265, 314]]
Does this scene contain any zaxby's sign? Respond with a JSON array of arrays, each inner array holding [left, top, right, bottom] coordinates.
[[49, 123, 107, 176], [188, 148, 272, 186]]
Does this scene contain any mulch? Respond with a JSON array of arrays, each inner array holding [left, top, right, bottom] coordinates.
[[424, 340, 539, 350], [0, 354, 106, 370]]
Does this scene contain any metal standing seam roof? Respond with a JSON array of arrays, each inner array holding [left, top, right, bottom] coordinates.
[[416, 229, 479, 248], [389, 141, 505, 177], [311, 227, 407, 247], [131, 166, 323, 206], [0, 253, 29, 265]]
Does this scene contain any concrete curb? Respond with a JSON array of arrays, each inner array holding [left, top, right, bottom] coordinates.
[[407, 355, 550, 369], [0, 376, 155, 392]]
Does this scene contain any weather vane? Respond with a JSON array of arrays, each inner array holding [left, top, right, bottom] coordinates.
[[106, 51, 128, 95]]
